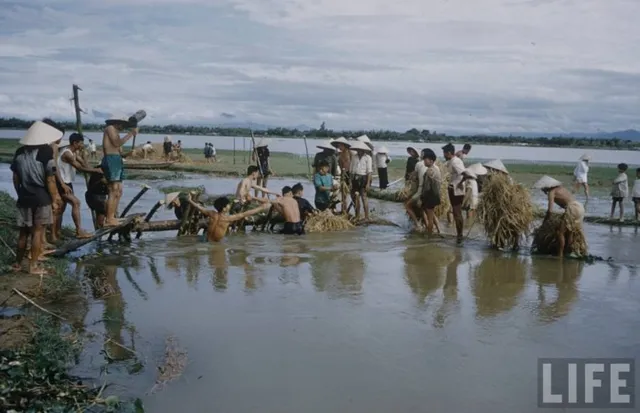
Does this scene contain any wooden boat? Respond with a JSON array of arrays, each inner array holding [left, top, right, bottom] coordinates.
[[124, 161, 175, 170]]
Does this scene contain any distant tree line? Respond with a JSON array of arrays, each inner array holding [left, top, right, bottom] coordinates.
[[1, 117, 638, 149]]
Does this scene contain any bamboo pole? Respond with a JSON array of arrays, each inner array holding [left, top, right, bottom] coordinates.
[[108, 185, 150, 241], [135, 200, 165, 239], [303, 135, 311, 175]]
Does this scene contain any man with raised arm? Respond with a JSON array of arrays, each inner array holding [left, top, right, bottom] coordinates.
[[101, 115, 138, 227]]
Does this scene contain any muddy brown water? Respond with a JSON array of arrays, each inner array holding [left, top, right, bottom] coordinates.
[[1, 165, 639, 412]]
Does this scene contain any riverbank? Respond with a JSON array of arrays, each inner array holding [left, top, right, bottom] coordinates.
[[0, 190, 142, 411], [0, 138, 626, 189]]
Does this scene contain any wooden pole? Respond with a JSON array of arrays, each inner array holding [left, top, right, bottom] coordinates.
[[303, 135, 311, 175], [135, 200, 165, 239], [233, 138, 236, 165], [108, 185, 150, 241]]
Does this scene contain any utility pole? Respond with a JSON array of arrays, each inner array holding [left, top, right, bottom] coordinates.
[[71, 84, 83, 133]]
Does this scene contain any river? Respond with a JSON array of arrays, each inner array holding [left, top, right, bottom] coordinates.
[[1, 129, 639, 165], [1, 164, 638, 412]]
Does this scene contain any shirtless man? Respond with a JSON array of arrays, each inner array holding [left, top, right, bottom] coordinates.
[[331, 137, 351, 213], [272, 186, 304, 235], [102, 116, 138, 227], [535, 175, 585, 257], [186, 194, 271, 242], [233, 165, 280, 212]]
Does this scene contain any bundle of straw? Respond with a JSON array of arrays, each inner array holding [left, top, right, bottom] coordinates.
[[531, 213, 588, 257], [305, 210, 356, 232], [476, 173, 534, 249], [433, 160, 451, 219]]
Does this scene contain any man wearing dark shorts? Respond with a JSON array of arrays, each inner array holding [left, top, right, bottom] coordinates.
[[348, 141, 373, 220], [11, 120, 64, 274], [85, 170, 109, 228], [443, 143, 466, 243]]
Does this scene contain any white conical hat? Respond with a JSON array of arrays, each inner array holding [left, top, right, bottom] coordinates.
[[316, 140, 336, 151], [376, 146, 389, 154], [532, 175, 562, 189], [356, 134, 371, 143], [483, 159, 509, 174], [19, 121, 64, 146], [331, 136, 351, 148], [164, 192, 181, 206], [466, 163, 488, 176], [579, 153, 591, 161], [105, 113, 130, 127], [350, 140, 372, 152], [462, 169, 478, 179], [164, 135, 172, 142], [406, 146, 419, 156], [255, 138, 270, 148]]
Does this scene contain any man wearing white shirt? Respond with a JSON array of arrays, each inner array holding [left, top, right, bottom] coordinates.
[[142, 141, 154, 159], [375, 146, 391, 189], [443, 143, 466, 243], [349, 141, 373, 220], [88, 139, 97, 160]]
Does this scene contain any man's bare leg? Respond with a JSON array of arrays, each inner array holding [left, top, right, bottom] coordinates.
[[362, 194, 369, 220], [353, 193, 361, 220], [12, 227, 30, 272], [261, 176, 269, 198], [610, 200, 616, 219], [29, 224, 48, 275], [105, 182, 122, 226], [557, 221, 566, 257], [619, 202, 625, 220], [453, 205, 464, 242], [255, 177, 262, 198], [583, 183, 590, 200], [63, 193, 91, 238], [405, 200, 419, 225]]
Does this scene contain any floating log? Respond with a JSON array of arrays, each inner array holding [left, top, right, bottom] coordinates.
[[133, 219, 206, 233], [136, 200, 165, 239], [109, 184, 151, 241], [50, 214, 143, 257]]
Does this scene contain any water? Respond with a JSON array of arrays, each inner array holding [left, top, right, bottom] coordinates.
[[1, 164, 639, 412], [2, 129, 638, 164]]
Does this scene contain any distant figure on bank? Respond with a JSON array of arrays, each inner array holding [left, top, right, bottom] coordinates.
[[375, 146, 391, 189], [11, 121, 64, 275], [186, 194, 271, 242], [314, 160, 336, 211], [102, 115, 138, 227], [455, 143, 472, 161], [534, 176, 585, 257], [312, 141, 338, 176], [175, 140, 182, 154], [272, 186, 305, 235], [210, 143, 217, 162], [443, 143, 467, 243], [56, 133, 101, 239], [610, 163, 629, 222], [252, 138, 272, 198], [404, 146, 420, 182], [204, 143, 215, 163], [420, 148, 441, 235], [88, 139, 97, 160], [633, 168, 640, 222], [331, 137, 352, 213], [349, 141, 373, 221], [163, 136, 173, 161], [142, 141, 154, 159], [292, 183, 316, 220], [85, 169, 109, 228], [573, 154, 590, 200]]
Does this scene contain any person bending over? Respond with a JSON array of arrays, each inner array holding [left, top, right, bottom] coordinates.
[[272, 186, 305, 235], [292, 182, 316, 220]]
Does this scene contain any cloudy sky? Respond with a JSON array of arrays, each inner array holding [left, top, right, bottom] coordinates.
[[0, 0, 638, 134]]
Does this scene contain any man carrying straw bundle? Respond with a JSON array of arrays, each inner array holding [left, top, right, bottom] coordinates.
[[442, 143, 466, 244], [533, 176, 585, 257], [331, 137, 352, 214], [349, 140, 373, 221], [420, 149, 442, 235], [404, 149, 427, 229]]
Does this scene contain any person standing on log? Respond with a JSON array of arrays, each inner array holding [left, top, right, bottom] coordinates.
[[55, 133, 101, 239], [102, 115, 138, 227], [88, 139, 97, 160], [163, 136, 173, 161], [443, 143, 466, 244], [252, 138, 273, 198], [10, 121, 64, 275]]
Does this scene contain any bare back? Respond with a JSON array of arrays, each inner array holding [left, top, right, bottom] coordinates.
[[205, 211, 231, 242], [274, 197, 301, 222], [338, 150, 351, 171], [550, 186, 575, 209], [102, 125, 121, 156]]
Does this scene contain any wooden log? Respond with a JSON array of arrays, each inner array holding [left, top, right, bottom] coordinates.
[[108, 184, 151, 241], [135, 200, 165, 239], [50, 214, 143, 257], [132, 219, 207, 233]]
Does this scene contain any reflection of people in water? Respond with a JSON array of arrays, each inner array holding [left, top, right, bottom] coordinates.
[[310, 250, 364, 298], [532, 258, 583, 323], [434, 249, 462, 327], [85, 264, 131, 361], [208, 244, 228, 291], [472, 253, 527, 318], [403, 243, 448, 305]]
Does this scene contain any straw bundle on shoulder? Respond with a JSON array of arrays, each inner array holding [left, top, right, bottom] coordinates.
[[305, 210, 356, 232], [531, 213, 588, 257], [433, 160, 450, 219], [476, 173, 534, 249]]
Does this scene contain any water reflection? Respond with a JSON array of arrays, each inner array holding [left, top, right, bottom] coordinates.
[[434, 248, 462, 328], [403, 243, 449, 307], [530, 258, 583, 323], [310, 248, 364, 299], [207, 245, 228, 291], [472, 253, 527, 319]]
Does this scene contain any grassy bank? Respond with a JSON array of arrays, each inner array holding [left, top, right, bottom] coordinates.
[[0, 190, 141, 412], [0, 138, 630, 189]]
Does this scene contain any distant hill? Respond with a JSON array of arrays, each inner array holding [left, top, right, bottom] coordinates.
[[495, 129, 640, 141]]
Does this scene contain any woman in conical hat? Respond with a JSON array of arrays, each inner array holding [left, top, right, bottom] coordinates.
[[482, 159, 509, 175], [313, 140, 338, 175], [573, 154, 590, 201], [349, 140, 374, 220], [462, 169, 480, 220], [404, 146, 420, 181], [331, 137, 352, 212], [357, 134, 374, 151]]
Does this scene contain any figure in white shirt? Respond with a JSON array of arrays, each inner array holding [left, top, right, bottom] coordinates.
[[442, 143, 467, 243], [610, 163, 629, 222], [632, 167, 640, 221], [88, 139, 97, 160], [573, 154, 590, 201], [142, 141, 154, 159], [375, 146, 391, 189], [349, 141, 373, 221]]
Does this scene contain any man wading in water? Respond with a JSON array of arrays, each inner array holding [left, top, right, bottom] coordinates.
[[101, 115, 138, 227], [443, 143, 466, 244], [272, 186, 305, 235], [186, 194, 271, 242], [233, 165, 280, 213]]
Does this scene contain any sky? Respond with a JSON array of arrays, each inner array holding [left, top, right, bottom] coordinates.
[[0, 0, 639, 134]]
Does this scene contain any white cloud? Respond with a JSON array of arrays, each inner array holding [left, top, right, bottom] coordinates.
[[0, 0, 638, 133]]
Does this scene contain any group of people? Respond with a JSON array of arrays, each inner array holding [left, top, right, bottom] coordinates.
[[203, 142, 217, 163], [162, 136, 182, 160]]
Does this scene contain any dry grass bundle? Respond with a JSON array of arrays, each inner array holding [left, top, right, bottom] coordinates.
[[433, 160, 451, 219], [477, 173, 534, 249], [150, 335, 188, 394], [531, 213, 588, 257], [305, 210, 356, 232]]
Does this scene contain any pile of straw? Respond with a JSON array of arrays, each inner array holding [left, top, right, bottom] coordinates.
[[476, 173, 534, 249], [305, 210, 355, 232], [433, 160, 451, 219], [531, 213, 588, 257]]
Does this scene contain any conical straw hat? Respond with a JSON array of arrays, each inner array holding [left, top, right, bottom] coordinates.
[[331, 136, 350, 148], [466, 163, 488, 176], [532, 175, 562, 189], [462, 169, 478, 179], [105, 114, 131, 127], [376, 146, 389, 154], [316, 140, 336, 151], [579, 153, 591, 161], [356, 134, 371, 143], [255, 138, 270, 148], [20, 121, 64, 146], [483, 159, 509, 174], [165, 192, 181, 206], [350, 140, 372, 152], [406, 146, 419, 156]]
